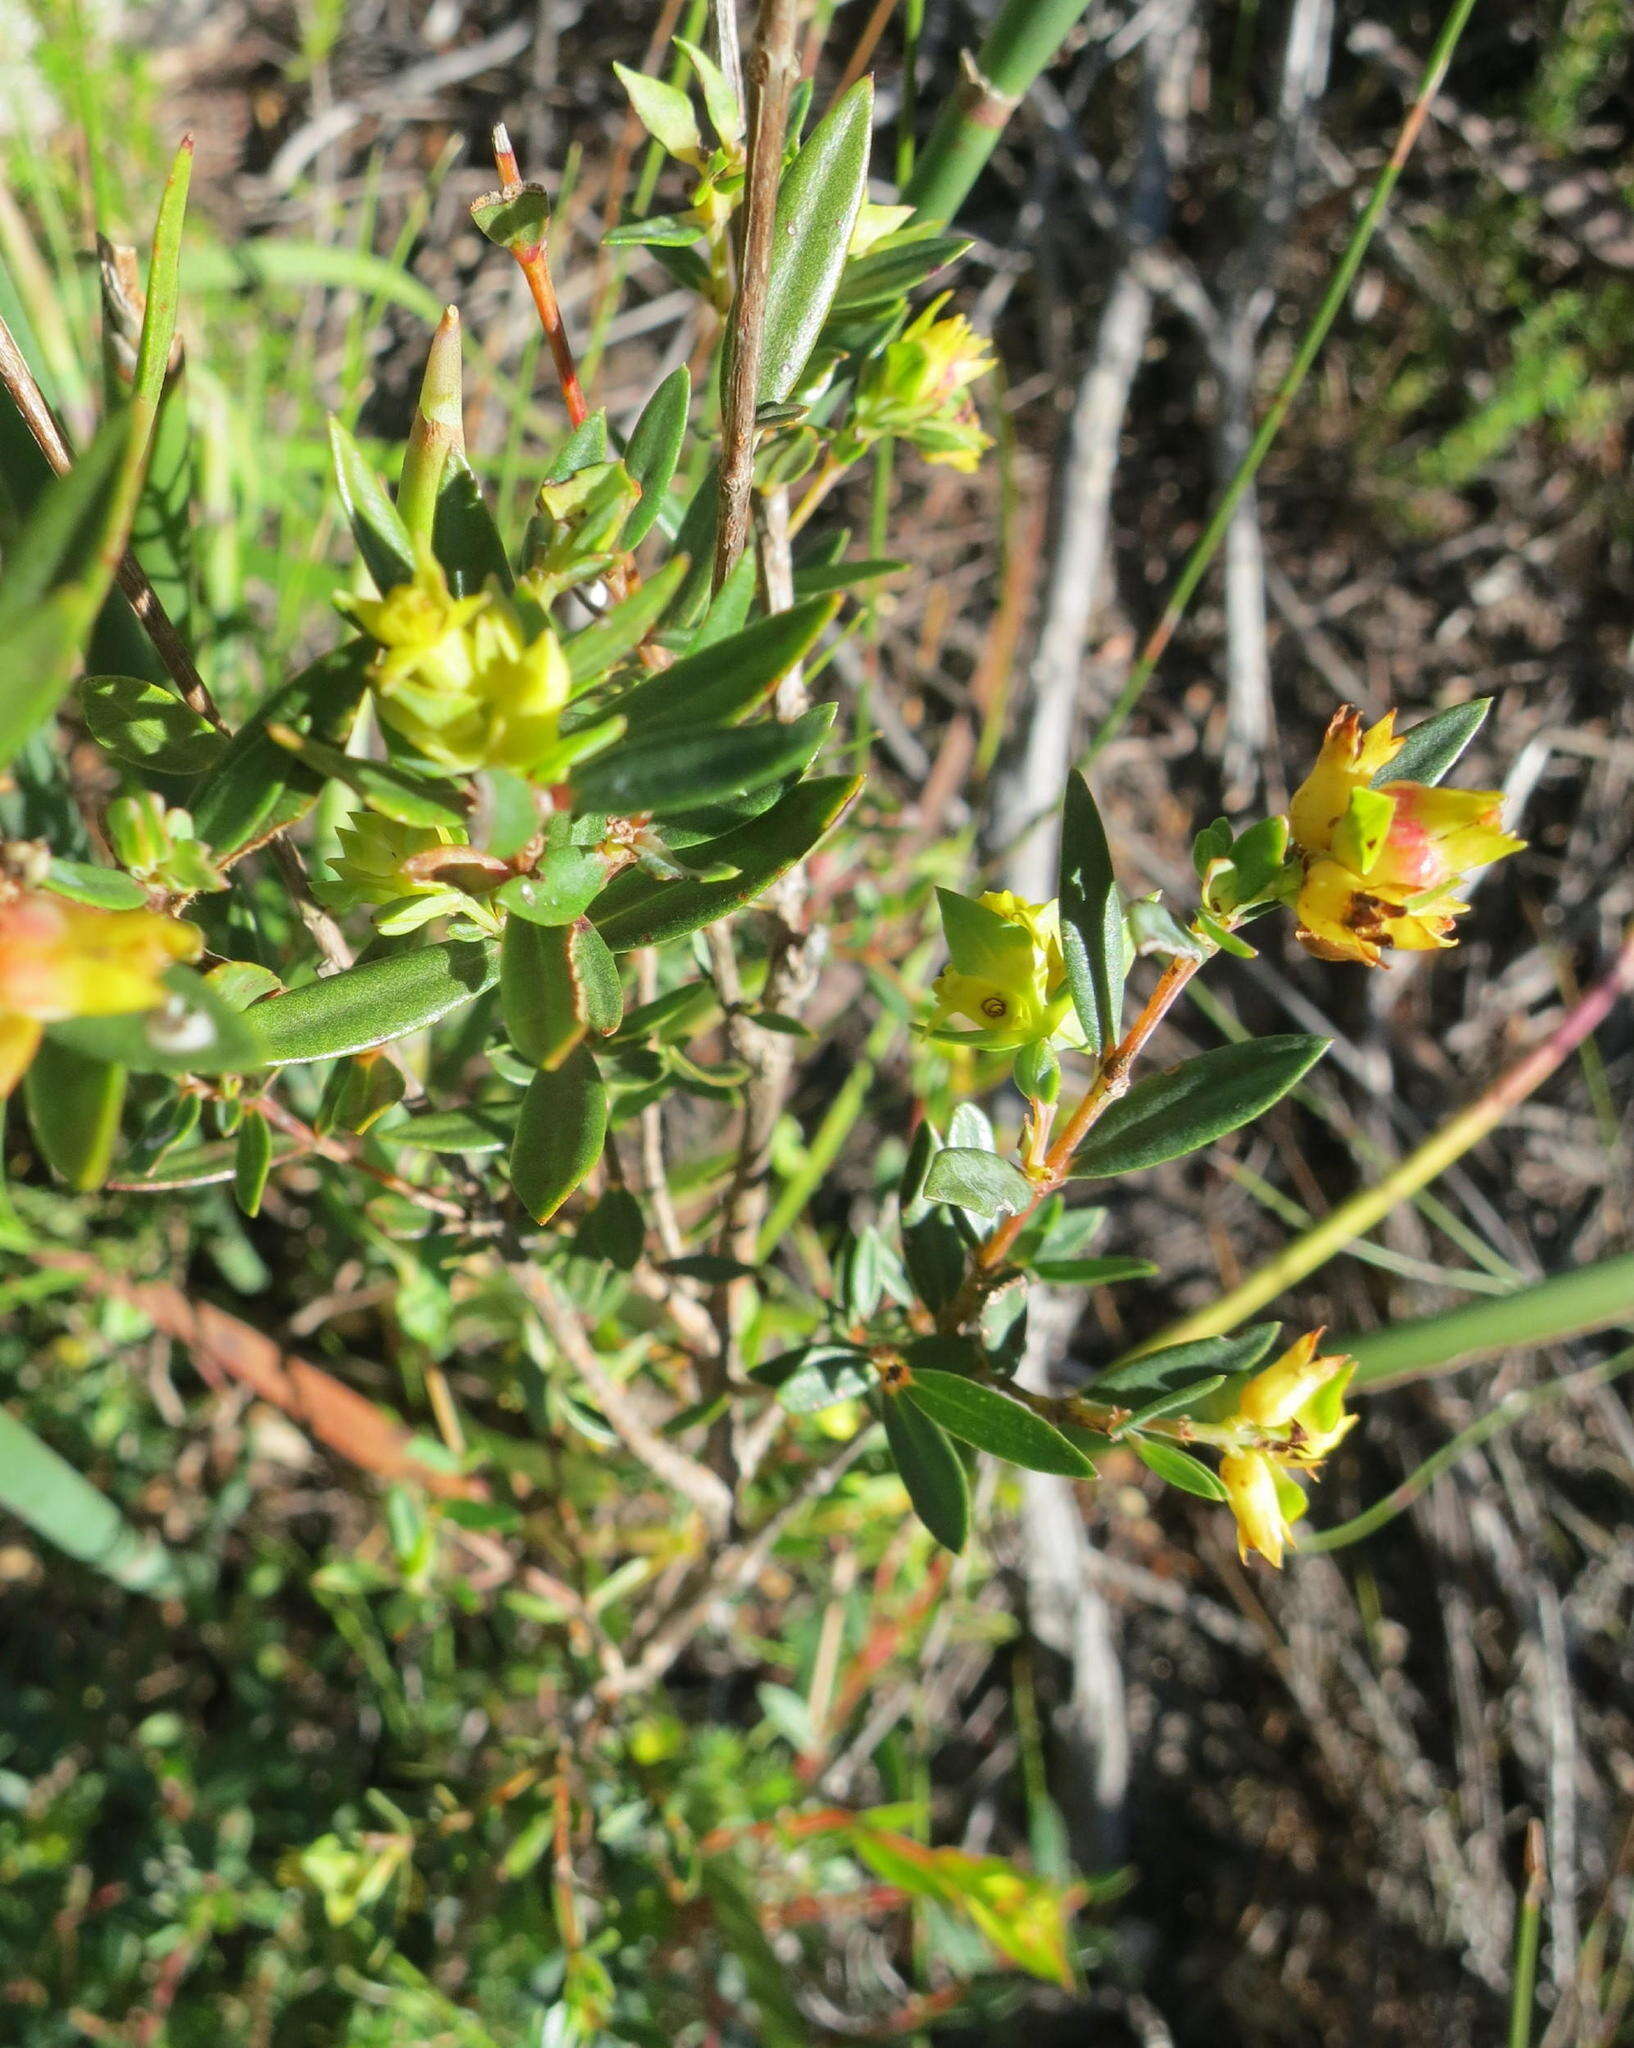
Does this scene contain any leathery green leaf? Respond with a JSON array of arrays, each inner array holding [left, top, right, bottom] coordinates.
[[881, 1389, 969, 1554], [250, 940, 499, 1064], [510, 1043, 608, 1224], [572, 703, 833, 817], [757, 79, 873, 403], [621, 365, 690, 548], [233, 1108, 273, 1217], [22, 1038, 127, 1191], [329, 417, 416, 593], [592, 774, 862, 951], [1070, 1036, 1328, 1179], [905, 1370, 1094, 1478], [1376, 697, 1492, 790], [591, 596, 836, 733], [921, 1147, 1034, 1222], [1058, 771, 1125, 1056], [501, 915, 622, 1070], [191, 642, 370, 859]]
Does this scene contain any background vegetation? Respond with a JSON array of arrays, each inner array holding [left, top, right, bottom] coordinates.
[[1, 0, 1631, 2043]]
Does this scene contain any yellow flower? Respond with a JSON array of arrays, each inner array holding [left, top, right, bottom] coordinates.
[[1217, 1329, 1358, 1565], [1220, 1449, 1299, 1568], [0, 892, 199, 1095], [1286, 707, 1524, 967], [853, 296, 996, 473], [1238, 1329, 1358, 1465], [343, 566, 573, 779], [927, 888, 1081, 1052]]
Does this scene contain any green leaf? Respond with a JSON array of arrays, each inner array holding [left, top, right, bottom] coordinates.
[[1058, 771, 1124, 1055], [1133, 1436, 1228, 1501], [1377, 697, 1492, 789], [1030, 1254, 1157, 1286], [0, 416, 133, 768], [758, 78, 873, 403], [1121, 1374, 1226, 1430], [829, 231, 971, 315], [329, 417, 416, 592], [192, 643, 371, 859], [573, 1185, 646, 1269], [433, 453, 513, 596], [750, 1345, 875, 1413], [48, 965, 268, 1076], [0, 1408, 183, 1597], [22, 1038, 126, 1191], [602, 212, 704, 249], [496, 848, 611, 927], [593, 597, 836, 733], [380, 1107, 514, 1154], [613, 64, 703, 163], [233, 1109, 273, 1217], [501, 915, 622, 1070], [79, 674, 224, 774], [790, 555, 905, 598], [672, 36, 743, 146], [881, 1391, 969, 1553], [622, 366, 690, 548], [572, 703, 833, 817], [564, 554, 689, 687], [469, 182, 550, 255], [250, 940, 499, 1064], [1069, 1036, 1327, 1179], [1088, 1324, 1282, 1398], [905, 1370, 1094, 1477], [509, 1043, 607, 1223], [592, 774, 862, 950], [921, 1147, 1034, 1221], [271, 728, 467, 830], [42, 860, 147, 911]]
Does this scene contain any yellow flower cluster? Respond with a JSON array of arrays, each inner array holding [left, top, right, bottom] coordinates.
[[0, 891, 199, 1095], [344, 566, 573, 780], [1218, 1331, 1356, 1567], [927, 890, 1081, 1054], [1287, 707, 1524, 967], [853, 297, 996, 474]]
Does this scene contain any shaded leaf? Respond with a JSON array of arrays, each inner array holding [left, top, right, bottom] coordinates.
[[510, 1043, 607, 1223], [621, 365, 690, 548], [572, 702, 833, 817], [22, 1038, 126, 1191], [881, 1392, 969, 1553], [1058, 771, 1124, 1055], [592, 774, 861, 950]]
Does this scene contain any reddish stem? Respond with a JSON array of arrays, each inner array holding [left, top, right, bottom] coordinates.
[[491, 123, 589, 429]]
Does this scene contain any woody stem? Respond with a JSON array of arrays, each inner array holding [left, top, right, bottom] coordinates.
[[939, 949, 1205, 1331]]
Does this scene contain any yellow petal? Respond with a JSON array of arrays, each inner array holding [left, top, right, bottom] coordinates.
[[0, 1013, 43, 1097], [1220, 1449, 1289, 1568]]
